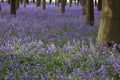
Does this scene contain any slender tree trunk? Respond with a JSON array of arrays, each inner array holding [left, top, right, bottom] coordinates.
[[69, 0, 72, 7], [61, 0, 65, 13], [97, 0, 120, 49], [33, 0, 35, 3], [77, 0, 80, 6], [16, 0, 19, 10], [85, 0, 94, 26], [74, 0, 76, 4], [55, 0, 60, 7], [82, 0, 86, 15], [94, 0, 97, 6], [2, 0, 4, 3], [58, 0, 61, 7], [42, 0, 46, 10], [23, 0, 27, 8], [36, 0, 40, 7], [97, 0, 102, 11], [10, 0, 16, 15], [20, 0, 23, 3], [49, 0, 52, 4], [55, 0, 57, 7], [8, 0, 10, 4], [0, 5, 1, 11], [26, 0, 29, 4], [65, 0, 67, 6]]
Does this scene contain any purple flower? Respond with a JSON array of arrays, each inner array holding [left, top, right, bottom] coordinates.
[[56, 69, 62, 74], [24, 72, 30, 79], [114, 62, 120, 73], [0, 66, 3, 71], [97, 64, 107, 74], [73, 68, 83, 75], [41, 75, 50, 80]]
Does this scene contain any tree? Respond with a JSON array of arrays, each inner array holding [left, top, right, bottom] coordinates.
[[94, 0, 97, 6], [81, 0, 86, 15], [42, 0, 46, 10], [69, 0, 72, 7], [77, 0, 80, 6], [61, 0, 66, 13], [8, 0, 10, 4], [33, 0, 35, 3], [23, 0, 27, 8], [55, 0, 60, 7], [0, 5, 1, 11], [36, 0, 41, 7], [97, 0, 120, 49], [20, 0, 23, 3], [74, 0, 76, 4], [26, 0, 29, 4], [85, 0, 94, 26], [2, 0, 4, 3], [16, 0, 19, 10], [49, 0, 52, 4], [10, 0, 16, 15], [97, 0, 102, 11]]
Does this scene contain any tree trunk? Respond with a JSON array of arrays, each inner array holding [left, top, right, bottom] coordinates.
[[61, 0, 65, 13], [10, 0, 16, 15], [36, 0, 41, 7], [97, 0, 120, 49], [97, 0, 102, 11], [8, 0, 10, 4], [77, 0, 80, 6], [42, 0, 46, 10], [82, 0, 86, 15], [0, 5, 1, 11], [74, 0, 76, 4], [33, 0, 35, 3], [55, 0, 57, 7], [94, 0, 97, 6], [2, 0, 4, 3], [69, 0, 72, 7], [85, 0, 94, 26], [23, 0, 27, 8], [26, 0, 29, 4], [56, 0, 60, 7], [20, 0, 23, 3], [65, 0, 67, 6], [16, 0, 19, 10], [49, 0, 52, 4]]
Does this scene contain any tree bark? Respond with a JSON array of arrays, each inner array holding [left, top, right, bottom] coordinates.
[[2, 0, 4, 3], [61, 0, 66, 13], [77, 0, 80, 6], [94, 0, 97, 6], [49, 0, 52, 4], [10, 0, 16, 15], [26, 0, 29, 4], [36, 0, 41, 7], [97, 0, 102, 11], [42, 0, 46, 10], [8, 0, 10, 4], [85, 0, 94, 26], [16, 0, 19, 10], [82, 0, 86, 15], [0, 5, 1, 11], [69, 0, 72, 7], [20, 0, 23, 3], [55, 0, 57, 7], [33, 0, 35, 3], [23, 0, 27, 8], [74, 0, 76, 4], [97, 0, 120, 49]]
